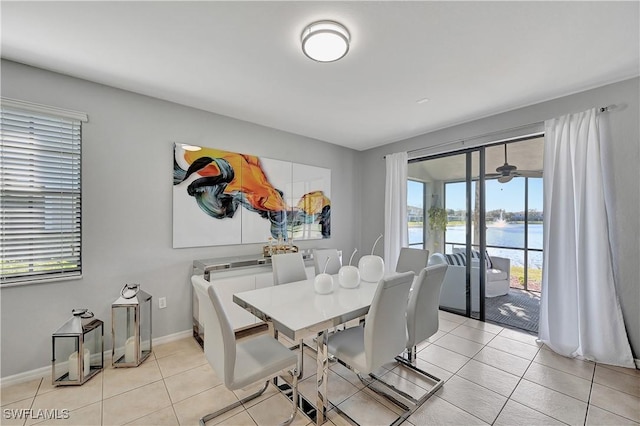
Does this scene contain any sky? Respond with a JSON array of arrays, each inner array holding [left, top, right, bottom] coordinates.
[[408, 178, 543, 212]]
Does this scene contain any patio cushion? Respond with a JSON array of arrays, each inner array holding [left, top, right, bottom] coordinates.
[[486, 268, 508, 282], [470, 249, 493, 269], [451, 248, 493, 269], [445, 253, 466, 266]]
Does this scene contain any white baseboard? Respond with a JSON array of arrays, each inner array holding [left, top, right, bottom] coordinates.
[[635, 358, 640, 369], [0, 329, 193, 388], [0, 365, 52, 388], [151, 329, 193, 346]]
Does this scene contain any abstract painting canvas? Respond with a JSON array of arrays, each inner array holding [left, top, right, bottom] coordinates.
[[173, 143, 331, 248], [291, 163, 331, 240], [241, 157, 292, 245]]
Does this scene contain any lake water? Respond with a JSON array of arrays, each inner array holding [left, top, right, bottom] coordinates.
[[409, 223, 543, 268]]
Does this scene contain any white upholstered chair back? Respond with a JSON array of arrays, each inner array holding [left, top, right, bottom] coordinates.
[[396, 247, 430, 275], [191, 275, 300, 425], [406, 264, 448, 350], [313, 249, 342, 275], [363, 271, 414, 373], [272, 252, 307, 285], [191, 275, 236, 387]]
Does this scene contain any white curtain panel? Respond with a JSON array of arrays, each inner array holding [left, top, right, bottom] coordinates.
[[384, 152, 408, 273], [540, 108, 634, 367]]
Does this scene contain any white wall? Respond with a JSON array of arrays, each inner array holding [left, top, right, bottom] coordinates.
[[358, 77, 640, 357], [0, 60, 360, 377]]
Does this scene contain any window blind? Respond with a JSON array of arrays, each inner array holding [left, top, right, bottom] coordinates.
[[1, 104, 83, 285]]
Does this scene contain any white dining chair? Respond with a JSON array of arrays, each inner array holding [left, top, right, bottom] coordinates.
[[394, 264, 448, 410], [271, 252, 309, 378], [313, 249, 342, 275], [272, 252, 307, 285], [404, 264, 448, 361], [191, 275, 299, 426], [395, 247, 430, 275], [326, 271, 414, 424], [327, 271, 414, 374]]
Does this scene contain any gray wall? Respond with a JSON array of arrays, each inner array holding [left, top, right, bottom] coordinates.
[[2, 60, 638, 377], [357, 77, 640, 358], [0, 60, 360, 377]]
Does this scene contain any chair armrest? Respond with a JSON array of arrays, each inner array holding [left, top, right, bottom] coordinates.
[[428, 253, 447, 266], [490, 256, 510, 280]]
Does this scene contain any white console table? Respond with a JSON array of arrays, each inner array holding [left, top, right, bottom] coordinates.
[[192, 253, 315, 346]]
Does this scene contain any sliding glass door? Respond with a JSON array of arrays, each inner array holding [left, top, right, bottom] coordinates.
[[407, 137, 543, 324], [408, 150, 485, 318]]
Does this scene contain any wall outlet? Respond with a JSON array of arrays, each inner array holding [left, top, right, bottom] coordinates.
[[158, 297, 167, 309]]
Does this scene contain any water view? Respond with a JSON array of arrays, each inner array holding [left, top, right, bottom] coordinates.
[[409, 223, 543, 269]]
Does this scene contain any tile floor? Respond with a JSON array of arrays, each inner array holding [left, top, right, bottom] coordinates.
[[2, 311, 639, 426]]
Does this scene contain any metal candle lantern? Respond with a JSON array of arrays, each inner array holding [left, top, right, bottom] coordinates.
[[111, 284, 152, 367], [52, 309, 103, 386]]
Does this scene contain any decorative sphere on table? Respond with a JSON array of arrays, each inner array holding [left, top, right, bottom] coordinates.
[[358, 255, 384, 282], [339, 248, 361, 288], [358, 234, 385, 282], [338, 265, 360, 288], [314, 273, 334, 294]]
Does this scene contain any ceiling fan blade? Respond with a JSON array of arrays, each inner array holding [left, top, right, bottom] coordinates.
[[513, 170, 543, 178]]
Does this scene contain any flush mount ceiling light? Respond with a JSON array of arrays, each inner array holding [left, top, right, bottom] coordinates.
[[301, 20, 350, 62]]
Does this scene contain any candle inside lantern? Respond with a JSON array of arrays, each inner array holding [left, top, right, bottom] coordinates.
[[68, 348, 90, 381], [125, 336, 136, 363]]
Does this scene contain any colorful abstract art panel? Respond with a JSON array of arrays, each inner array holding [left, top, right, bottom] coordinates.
[[173, 143, 331, 248]]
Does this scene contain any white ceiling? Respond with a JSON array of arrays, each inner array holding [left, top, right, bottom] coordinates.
[[2, 2, 638, 151]]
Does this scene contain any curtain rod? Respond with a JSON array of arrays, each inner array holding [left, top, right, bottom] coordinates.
[[384, 104, 616, 159], [406, 122, 543, 157]]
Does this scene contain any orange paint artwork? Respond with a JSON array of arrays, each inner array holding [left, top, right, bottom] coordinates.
[[174, 145, 330, 240]]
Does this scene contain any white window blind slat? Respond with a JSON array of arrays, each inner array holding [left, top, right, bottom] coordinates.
[[2, 142, 80, 157], [3, 122, 80, 139], [1, 103, 83, 286]]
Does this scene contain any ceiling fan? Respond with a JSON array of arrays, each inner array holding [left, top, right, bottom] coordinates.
[[486, 144, 543, 183]]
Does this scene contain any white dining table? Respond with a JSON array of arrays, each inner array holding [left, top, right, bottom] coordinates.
[[233, 275, 380, 425]]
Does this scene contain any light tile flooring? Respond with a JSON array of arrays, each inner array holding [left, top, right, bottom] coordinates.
[[2, 311, 639, 426]]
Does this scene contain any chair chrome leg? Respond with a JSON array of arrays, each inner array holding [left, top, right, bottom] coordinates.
[[199, 381, 270, 426], [279, 369, 299, 426], [406, 346, 417, 363], [200, 367, 300, 426], [394, 349, 445, 404], [357, 373, 412, 411], [394, 347, 445, 396], [330, 346, 444, 426]]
